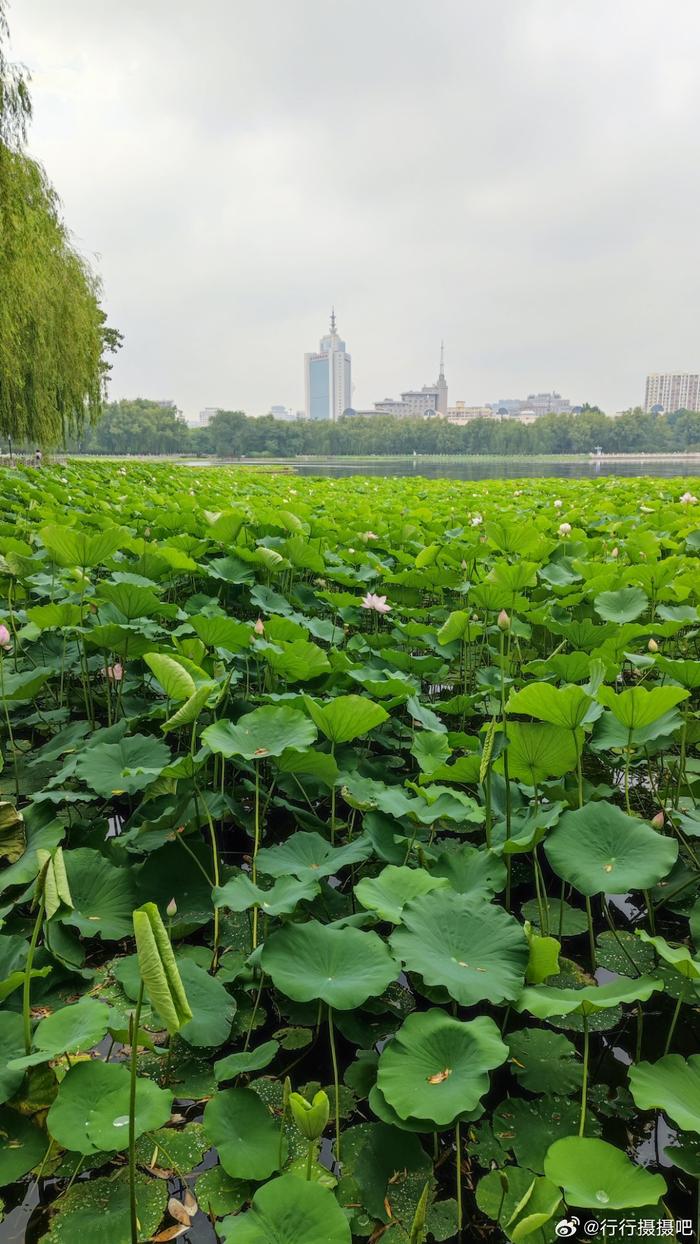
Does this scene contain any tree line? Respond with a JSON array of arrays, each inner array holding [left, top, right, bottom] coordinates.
[[59, 399, 700, 459]]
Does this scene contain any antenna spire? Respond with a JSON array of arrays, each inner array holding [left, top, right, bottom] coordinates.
[[330, 306, 337, 333], [439, 340, 445, 381]]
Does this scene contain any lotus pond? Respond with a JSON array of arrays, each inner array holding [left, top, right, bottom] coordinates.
[[1, 462, 700, 1244]]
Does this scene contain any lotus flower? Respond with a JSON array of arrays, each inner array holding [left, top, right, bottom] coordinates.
[[553, 499, 563, 508], [254, 618, 265, 635], [361, 593, 391, 614], [103, 662, 123, 681], [611, 547, 619, 558], [680, 491, 698, 504], [0, 623, 11, 649], [497, 610, 510, 631], [470, 513, 483, 527], [558, 522, 572, 536], [362, 531, 379, 540]]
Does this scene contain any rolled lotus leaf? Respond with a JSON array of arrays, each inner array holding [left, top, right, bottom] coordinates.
[[133, 901, 192, 1034], [36, 846, 73, 919]]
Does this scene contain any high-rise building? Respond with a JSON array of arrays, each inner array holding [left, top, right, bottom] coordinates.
[[304, 310, 352, 421], [644, 373, 700, 413], [197, 407, 219, 426], [372, 345, 448, 417]]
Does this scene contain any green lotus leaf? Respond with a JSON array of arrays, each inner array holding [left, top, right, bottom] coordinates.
[[494, 1095, 597, 1173], [213, 873, 320, 916], [262, 920, 397, 1008], [354, 865, 450, 924], [376, 1008, 508, 1126], [85, 1077, 172, 1152], [429, 843, 506, 897], [506, 682, 594, 729], [273, 747, 339, 787], [499, 722, 582, 785], [47, 1061, 170, 1155], [0, 1014, 25, 1103], [654, 655, 700, 689], [514, 976, 663, 1019], [0, 1107, 47, 1186], [410, 731, 453, 775], [61, 848, 137, 940], [203, 1086, 284, 1180], [543, 801, 678, 895], [215, 1040, 280, 1082], [594, 586, 649, 623], [218, 1174, 351, 1243], [97, 580, 162, 620], [597, 684, 689, 728], [36, 844, 73, 920], [256, 831, 372, 880], [303, 694, 389, 743], [544, 1136, 666, 1209], [390, 891, 528, 1006], [190, 614, 252, 651], [629, 1054, 700, 1134], [143, 652, 196, 701], [9, 997, 110, 1070], [524, 923, 560, 984], [264, 639, 331, 683], [40, 1169, 166, 1244], [636, 929, 700, 979], [507, 1028, 583, 1094], [202, 706, 317, 759], [162, 679, 219, 733], [39, 524, 125, 569], [76, 734, 171, 798], [176, 958, 234, 1047]]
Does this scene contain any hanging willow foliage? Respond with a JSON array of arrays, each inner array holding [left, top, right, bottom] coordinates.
[[0, 2, 121, 446]]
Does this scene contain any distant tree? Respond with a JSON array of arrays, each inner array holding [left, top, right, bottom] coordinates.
[[0, 1, 120, 447]]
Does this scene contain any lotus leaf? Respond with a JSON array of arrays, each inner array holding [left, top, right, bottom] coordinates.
[[204, 1086, 284, 1180], [376, 1009, 508, 1126], [544, 1136, 666, 1209], [390, 891, 528, 1006], [219, 1174, 351, 1243], [544, 801, 678, 895], [261, 920, 397, 1008]]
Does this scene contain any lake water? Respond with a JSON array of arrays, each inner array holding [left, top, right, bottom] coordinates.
[[187, 457, 700, 480]]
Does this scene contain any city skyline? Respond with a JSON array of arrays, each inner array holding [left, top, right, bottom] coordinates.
[[10, 1, 700, 420]]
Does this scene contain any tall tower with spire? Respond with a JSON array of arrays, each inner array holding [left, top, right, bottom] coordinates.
[[436, 341, 448, 416], [304, 309, 353, 421]]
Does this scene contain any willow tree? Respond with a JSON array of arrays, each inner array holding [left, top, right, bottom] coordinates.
[[0, 2, 120, 446]]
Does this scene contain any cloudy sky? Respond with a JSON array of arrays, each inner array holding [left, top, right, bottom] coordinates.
[[9, 1, 700, 418]]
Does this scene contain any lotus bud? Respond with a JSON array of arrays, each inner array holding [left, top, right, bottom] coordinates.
[[289, 1089, 330, 1141], [497, 610, 510, 632], [0, 623, 10, 648], [647, 638, 659, 653], [553, 499, 563, 508], [651, 810, 665, 829], [254, 618, 265, 636], [611, 546, 619, 558], [558, 522, 572, 536], [166, 897, 177, 918]]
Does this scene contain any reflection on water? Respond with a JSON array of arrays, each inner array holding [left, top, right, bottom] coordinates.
[[186, 457, 700, 480], [289, 458, 700, 480]]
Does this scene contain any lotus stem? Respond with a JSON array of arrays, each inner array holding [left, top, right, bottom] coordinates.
[[579, 1014, 589, 1137], [585, 896, 596, 972], [0, 650, 20, 800], [129, 980, 145, 1244], [327, 1005, 341, 1166], [23, 894, 45, 1054], [644, 889, 656, 935], [455, 1119, 462, 1233], [252, 765, 261, 949], [306, 1138, 314, 1180], [197, 793, 221, 968], [663, 980, 687, 1055]]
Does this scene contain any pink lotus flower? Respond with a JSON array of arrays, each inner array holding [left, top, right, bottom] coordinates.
[[680, 491, 698, 504], [361, 593, 391, 614], [254, 618, 265, 635], [103, 662, 123, 681], [0, 623, 11, 649], [362, 531, 379, 541]]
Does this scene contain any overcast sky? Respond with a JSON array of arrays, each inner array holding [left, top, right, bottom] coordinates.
[[9, 1, 700, 418]]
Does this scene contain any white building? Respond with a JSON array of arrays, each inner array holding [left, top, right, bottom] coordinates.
[[644, 373, 700, 413], [304, 310, 352, 421], [197, 407, 219, 426], [373, 345, 448, 418], [447, 402, 494, 425]]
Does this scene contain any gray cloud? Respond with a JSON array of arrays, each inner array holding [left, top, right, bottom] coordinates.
[[10, 0, 700, 416]]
